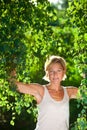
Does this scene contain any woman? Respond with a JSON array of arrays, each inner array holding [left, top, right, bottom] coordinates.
[[13, 55, 78, 130]]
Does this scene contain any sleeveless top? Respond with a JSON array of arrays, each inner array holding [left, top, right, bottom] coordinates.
[[35, 86, 69, 130]]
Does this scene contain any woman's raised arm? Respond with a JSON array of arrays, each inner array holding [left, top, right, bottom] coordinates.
[[9, 70, 44, 104], [16, 82, 44, 104], [67, 87, 78, 99]]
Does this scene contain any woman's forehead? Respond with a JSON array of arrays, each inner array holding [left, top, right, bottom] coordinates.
[[48, 63, 63, 70]]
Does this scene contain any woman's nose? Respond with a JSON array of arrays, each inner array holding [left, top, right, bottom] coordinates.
[[53, 71, 58, 76]]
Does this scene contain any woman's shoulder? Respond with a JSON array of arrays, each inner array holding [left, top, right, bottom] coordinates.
[[35, 84, 46, 94], [64, 86, 78, 99]]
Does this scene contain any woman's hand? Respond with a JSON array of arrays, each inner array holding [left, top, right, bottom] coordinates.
[[8, 69, 17, 84]]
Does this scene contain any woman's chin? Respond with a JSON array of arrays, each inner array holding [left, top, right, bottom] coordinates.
[[52, 80, 59, 84]]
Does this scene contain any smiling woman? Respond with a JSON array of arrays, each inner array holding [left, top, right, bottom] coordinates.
[[43, 55, 66, 82], [10, 55, 78, 130]]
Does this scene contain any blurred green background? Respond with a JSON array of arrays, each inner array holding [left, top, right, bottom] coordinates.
[[0, 0, 87, 129]]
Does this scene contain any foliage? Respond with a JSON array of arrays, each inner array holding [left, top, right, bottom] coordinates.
[[67, 0, 87, 129], [0, 0, 86, 129], [0, 0, 51, 127]]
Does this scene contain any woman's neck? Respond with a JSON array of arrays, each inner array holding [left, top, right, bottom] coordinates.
[[47, 83, 62, 91]]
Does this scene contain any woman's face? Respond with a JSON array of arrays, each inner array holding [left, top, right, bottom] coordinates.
[[48, 63, 65, 84]]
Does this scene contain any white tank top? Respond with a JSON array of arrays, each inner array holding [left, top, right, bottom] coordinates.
[[35, 86, 69, 130]]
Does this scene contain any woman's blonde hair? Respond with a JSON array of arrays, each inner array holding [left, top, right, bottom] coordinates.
[[43, 55, 67, 82]]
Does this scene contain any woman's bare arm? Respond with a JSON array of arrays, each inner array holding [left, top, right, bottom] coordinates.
[[16, 81, 44, 103], [9, 70, 44, 103], [66, 87, 78, 99], [16, 82, 41, 95]]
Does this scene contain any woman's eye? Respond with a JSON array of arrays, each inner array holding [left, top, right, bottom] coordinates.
[[57, 69, 62, 72], [49, 71, 54, 74], [49, 69, 62, 74]]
